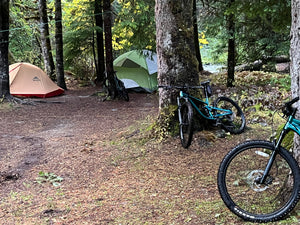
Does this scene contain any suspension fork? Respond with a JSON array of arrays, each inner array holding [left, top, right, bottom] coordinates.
[[257, 129, 288, 184]]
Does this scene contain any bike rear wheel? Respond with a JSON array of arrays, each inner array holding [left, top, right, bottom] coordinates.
[[117, 78, 129, 101], [218, 140, 300, 223], [179, 101, 193, 148], [213, 96, 245, 134], [119, 88, 129, 101]]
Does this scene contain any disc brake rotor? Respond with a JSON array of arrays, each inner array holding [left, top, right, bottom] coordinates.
[[246, 170, 269, 192]]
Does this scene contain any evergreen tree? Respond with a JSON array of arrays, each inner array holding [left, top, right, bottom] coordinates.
[[103, 0, 117, 98], [38, 0, 56, 80], [0, 0, 11, 99], [55, 0, 67, 90], [94, 0, 105, 85], [227, 0, 235, 87], [291, 0, 300, 162], [155, 0, 199, 109]]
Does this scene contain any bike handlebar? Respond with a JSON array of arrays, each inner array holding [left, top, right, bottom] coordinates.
[[283, 97, 299, 117]]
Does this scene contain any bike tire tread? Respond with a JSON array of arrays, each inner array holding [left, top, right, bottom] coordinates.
[[218, 140, 300, 223]]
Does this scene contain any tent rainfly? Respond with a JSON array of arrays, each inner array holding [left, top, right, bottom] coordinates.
[[113, 50, 158, 92], [9, 62, 64, 98]]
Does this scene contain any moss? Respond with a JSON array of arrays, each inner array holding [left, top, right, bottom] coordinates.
[[275, 124, 294, 150], [151, 104, 179, 141], [169, 1, 183, 15]]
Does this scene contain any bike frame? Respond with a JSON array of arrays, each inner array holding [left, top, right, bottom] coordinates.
[[283, 116, 300, 136], [179, 91, 233, 121], [260, 115, 300, 184]]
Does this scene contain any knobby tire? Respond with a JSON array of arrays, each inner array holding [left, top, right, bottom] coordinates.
[[218, 140, 300, 223], [179, 101, 193, 148], [117, 78, 129, 101], [213, 96, 245, 134]]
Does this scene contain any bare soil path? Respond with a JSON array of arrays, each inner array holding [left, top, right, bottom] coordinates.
[[0, 87, 160, 224], [0, 86, 290, 224]]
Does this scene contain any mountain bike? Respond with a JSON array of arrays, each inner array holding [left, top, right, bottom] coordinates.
[[159, 80, 246, 148], [103, 71, 129, 102], [218, 97, 300, 223]]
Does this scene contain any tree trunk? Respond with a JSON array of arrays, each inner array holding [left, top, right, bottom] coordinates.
[[290, 0, 300, 162], [103, 0, 116, 98], [55, 0, 67, 90], [155, 0, 199, 109], [227, 0, 235, 87], [193, 0, 203, 72], [94, 0, 105, 85], [0, 0, 11, 99], [38, 0, 56, 80]]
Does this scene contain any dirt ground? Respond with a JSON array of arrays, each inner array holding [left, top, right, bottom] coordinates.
[[0, 85, 293, 224]]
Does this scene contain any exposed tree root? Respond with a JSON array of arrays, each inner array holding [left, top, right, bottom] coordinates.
[[1, 95, 36, 105]]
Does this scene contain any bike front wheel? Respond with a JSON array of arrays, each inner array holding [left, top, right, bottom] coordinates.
[[179, 101, 193, 148], [218, 140, 300, 223], [213, 96, 245, 134]]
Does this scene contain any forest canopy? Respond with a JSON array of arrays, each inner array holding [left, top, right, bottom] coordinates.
[[7, 0, 291, 81]]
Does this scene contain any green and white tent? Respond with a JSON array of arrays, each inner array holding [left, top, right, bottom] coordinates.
[[113, 50, 158, 92]]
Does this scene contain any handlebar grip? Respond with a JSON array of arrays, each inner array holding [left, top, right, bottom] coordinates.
[[283, 97, 299, 117], [286, 97, 299, 107]]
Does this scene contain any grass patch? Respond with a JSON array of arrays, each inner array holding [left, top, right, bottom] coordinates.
[[0, 102, 14, 111]]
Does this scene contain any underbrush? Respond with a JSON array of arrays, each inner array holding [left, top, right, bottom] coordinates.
[[205, 71, 291, 136], [1, 71, 298, 224], [108, 71, 299, 224]]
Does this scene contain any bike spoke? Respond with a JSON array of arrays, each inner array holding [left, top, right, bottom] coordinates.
[[214, 97, 245, 134], [225, 146, 295, 215]]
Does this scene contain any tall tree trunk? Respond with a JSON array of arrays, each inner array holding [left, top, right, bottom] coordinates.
[[227, 0, 235, 87], [291, 0, 300, 162], [94, 0, 105, 85], [0, 0, 11, 99], [193, 0, 203, 72], [155, 0, 199, 109], [38, 0, 56, 80], [55, 0, 67, 90], [103, 0, 116, 97]]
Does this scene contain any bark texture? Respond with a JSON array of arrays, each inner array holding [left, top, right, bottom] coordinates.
[[38, 0, 55, 80], [103, 0, 117, 97], [291, 0, 300, 162], [193, 0, 203, 72], [0, 0, 10, 98], [94, 0, 105, 85], [55, 0, 67, 89], [227, 0, 235, 87], [155, 0, 199, 109]]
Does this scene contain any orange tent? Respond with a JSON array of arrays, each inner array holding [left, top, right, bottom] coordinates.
[[9, 63, 64, 98]]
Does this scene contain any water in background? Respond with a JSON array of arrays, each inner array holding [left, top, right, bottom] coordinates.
[[203, 64, 225, 73]]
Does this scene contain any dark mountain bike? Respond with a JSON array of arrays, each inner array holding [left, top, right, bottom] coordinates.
[[218, 97, 300, 223], [159, 80, 246, 148], [103, 71, 129, 102]]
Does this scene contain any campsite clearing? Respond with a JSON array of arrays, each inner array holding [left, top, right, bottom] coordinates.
[[0, 84, 295, 224]]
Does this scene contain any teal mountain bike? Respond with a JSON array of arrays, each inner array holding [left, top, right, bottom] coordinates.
[[159, 80, 246, 148], [218, 97, 300, 223]]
